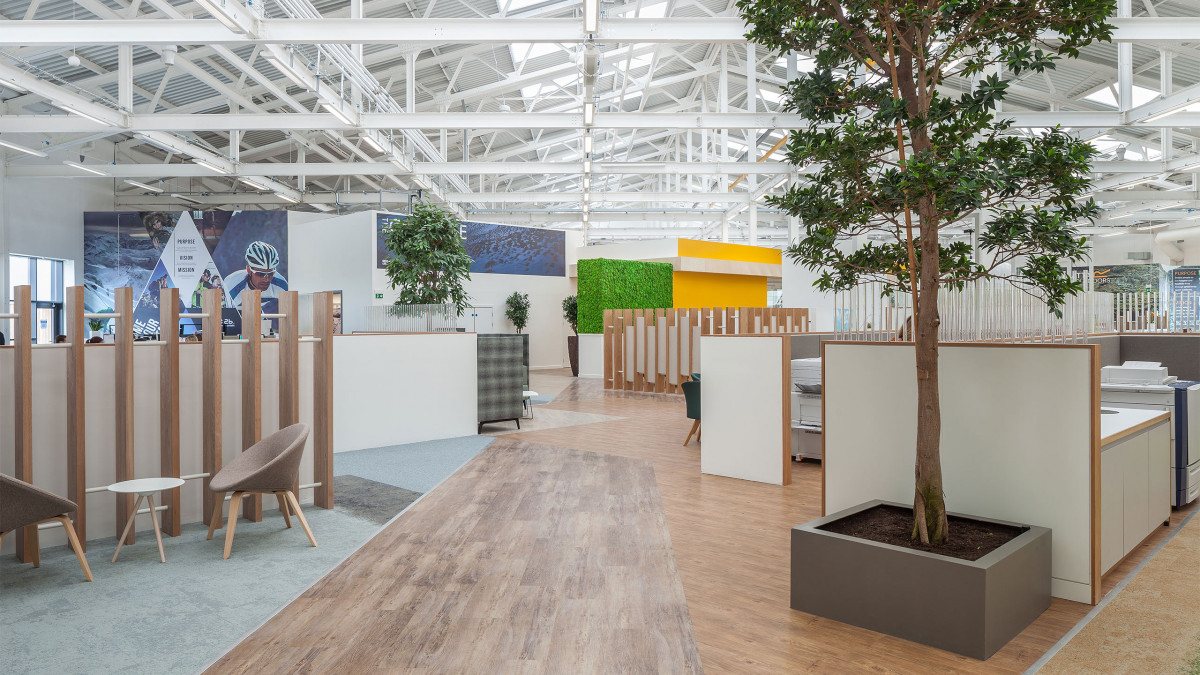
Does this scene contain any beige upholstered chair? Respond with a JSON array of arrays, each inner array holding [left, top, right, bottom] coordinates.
[[0, 474, 93, 582], [205, 423, 318, 559]]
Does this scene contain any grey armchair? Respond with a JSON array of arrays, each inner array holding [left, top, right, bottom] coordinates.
[[0, 474, 93, 581], [205, 423, 317, 559]]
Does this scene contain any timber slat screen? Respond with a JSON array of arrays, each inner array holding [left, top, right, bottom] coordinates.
[[601, 307, 810, 393]]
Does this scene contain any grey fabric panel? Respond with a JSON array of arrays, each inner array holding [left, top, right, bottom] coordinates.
[[790, 334, 835, 359], [209, 423, 310, 493], [1088, 335, 1122, 369], [478, 335, 525, 423], [1119, 335, 1200, 381], [1, 474, 76, 533]]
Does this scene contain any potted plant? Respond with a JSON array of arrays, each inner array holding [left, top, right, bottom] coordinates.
[[88, 308, 113, 339], [562, 295, 579, 376], [739, 0, 1112, 659], [505, 292, 530, 334], [380, 202, 473, 321]]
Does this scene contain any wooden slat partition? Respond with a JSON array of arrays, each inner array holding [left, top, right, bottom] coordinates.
[[201, 288, 223, 526], [65, 286, 87, 549], [159, 287, 182, 537], [278, 291, 301, 499], [241, 290, 263, 522], [600, 306, 812, 392], [13, 285, 35, 562], [313, 291, 335, 509], [114, 287, 135, 545]]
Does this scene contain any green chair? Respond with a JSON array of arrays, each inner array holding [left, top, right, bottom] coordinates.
[[681, 379, 701, 446]]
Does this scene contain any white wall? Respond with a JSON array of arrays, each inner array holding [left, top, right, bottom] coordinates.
[[575, 239, 678, 265], [288, 211, 375, 333], [332, 333, 477, 452], [782, 258, 837, 331], [822, 342, 1097, 603]]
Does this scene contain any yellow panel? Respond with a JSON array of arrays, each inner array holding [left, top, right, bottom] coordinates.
[[677, 239, 782, 265], [673, 271, 767, 308]]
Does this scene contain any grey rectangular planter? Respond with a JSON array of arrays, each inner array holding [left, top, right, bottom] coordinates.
[[791, 500, 1051, 660]]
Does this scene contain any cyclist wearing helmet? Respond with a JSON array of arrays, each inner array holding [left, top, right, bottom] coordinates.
[[223, 240, 287, 309]]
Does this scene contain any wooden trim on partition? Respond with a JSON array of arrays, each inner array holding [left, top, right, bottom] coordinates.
[[114, 287, 135, 545], [65, 287, 87, 549], [201, 288, 223, 526], [159, 287, 182, 537], [1101, 411, 1171, 447], [1090, 342, 1102, 606], [278, 291, 301, 500], [241, 290, 263, 522], [13, 285, 35, 562], [313, 291, 335, 509], [602, 309, 613, 389], [781, 336, 791, 486]]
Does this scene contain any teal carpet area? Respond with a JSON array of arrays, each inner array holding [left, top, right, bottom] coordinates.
[[1, 435, 493, 675]]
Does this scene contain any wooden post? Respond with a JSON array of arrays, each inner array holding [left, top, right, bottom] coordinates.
[[13, 285, 36, 562], [201, 288, 223, 526], [241, 290, 263, 522], [159, 287, 181, 537], [602, 309, 613, 390], [613, 310, 625, 391], [632, 309, 645, 391], [114, 287, 135, 545], [65, 286, 87, 549], [278, 291, 300, 499], [313, 291, 335, 509]]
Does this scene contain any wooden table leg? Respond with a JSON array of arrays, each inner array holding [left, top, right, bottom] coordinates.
[[146, 494, 166, 563], [112, 494, 143, 562]]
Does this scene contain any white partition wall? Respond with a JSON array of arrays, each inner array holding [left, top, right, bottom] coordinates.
[[332, 333, 478, 452], [822, 342, 1099, 603], [699, 335, 792, 485]]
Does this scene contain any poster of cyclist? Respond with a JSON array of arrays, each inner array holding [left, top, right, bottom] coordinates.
[[84, 210, 288, 337]]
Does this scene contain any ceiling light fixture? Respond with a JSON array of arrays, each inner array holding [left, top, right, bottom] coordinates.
[[1136, 223, 1169, 231], [1099, 230, 1128, 238], [124, 179, 163, 193], [583, 133, 593, 153], [192, 158, 228, 174], [361, 134, 386, 154], [322, 102, 357, 126], [583, 102, 594, 126], [135, 133, 187, 155], [583, 159, 592, 173], [0, 75, 27, 92], [63, 160, 107, 176], [56, 103, 114, 127], [0, 138, 48, 158], [191, 0, 245, 32], [171, 193, 202, 204], [240, 177, 269, 191], [275, 192, 300, 204], [310, 203, 334, 212], [583, 0, 599, 33]]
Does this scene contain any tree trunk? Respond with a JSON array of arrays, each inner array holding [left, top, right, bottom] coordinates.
[[567, 334, 580, 377], [913, 201, 948, 544]]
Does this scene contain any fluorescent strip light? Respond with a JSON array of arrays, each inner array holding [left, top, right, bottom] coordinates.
[[171, 193, 202, 204], [583, 159, 592, 173], [583, 134, 593, 153], [124, 179, 163, 193], [310, 203, 334, 212], [583, 0, 599, 32], [1136, 223, 1169, 231], [322, 102, 357, 126], [135, 133, 186, 155], [1099, 231, 1127, 238], [0, 138, 47, 158], [240, 177, 269, 191], [0, 75, 27, 93], [192, 158, 228, 174], [63, 161, 107, 176], [57, 104, 114, 127], [583, 102, 594, 125], [582, 213, 589, 222], [361, 134, 386, 154], [583, 192, 591, 203], [262, 53, 313, 91], [274, 192, 299, 204], [192, 0, 244, 32], [583, 177, 591, 189]]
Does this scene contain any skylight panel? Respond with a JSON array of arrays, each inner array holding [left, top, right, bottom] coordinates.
[[1085, 85, 1157, 109]]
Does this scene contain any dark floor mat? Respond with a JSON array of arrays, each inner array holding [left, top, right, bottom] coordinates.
[[333, 474, 423, 525]]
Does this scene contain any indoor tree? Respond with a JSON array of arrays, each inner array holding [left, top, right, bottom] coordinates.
[[739, 0, 1113, 544], [381, 202, 473, 316], [505, 292, 531, 333], [563, 295, 580, 376]]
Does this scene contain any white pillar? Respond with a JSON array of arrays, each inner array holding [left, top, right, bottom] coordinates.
[[749, 203, 758, 246], [720, 214, 729, 243], [119, 45, 133, 111], [746, 43, 756, 114], [1118, 0, 1132, 112]]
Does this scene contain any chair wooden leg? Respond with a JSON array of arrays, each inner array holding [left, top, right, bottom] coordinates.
[[112, 494, 144, 563], [283, 491, 318, 548], [697, 421, 701, 442], [29, 526, 40, 567], [275, 492, 292, 528], [206, 493, 225, 540], [223, 492, 244, 560], [684, 419, 700, 446], [57, 516, 93, 582]]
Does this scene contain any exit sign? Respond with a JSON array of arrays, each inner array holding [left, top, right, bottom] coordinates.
[[375, 293, 384, 299]]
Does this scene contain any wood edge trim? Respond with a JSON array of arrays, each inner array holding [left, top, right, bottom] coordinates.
[[820, 339, 826, 517], [1100, 414, 1171, 448], [782, 337, 791, 486], [1090, 343, 1101, 606]]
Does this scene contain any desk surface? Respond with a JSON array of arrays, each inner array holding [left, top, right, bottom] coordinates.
[[1100, 406, 1171, 447]]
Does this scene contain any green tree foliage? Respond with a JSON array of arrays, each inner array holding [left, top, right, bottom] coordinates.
[[381, 202, 473, 316], [505, 291, 531, 333], [577, 259, 674, 333], [562, 295, 579, 335], [739, 0, 1114, 543]]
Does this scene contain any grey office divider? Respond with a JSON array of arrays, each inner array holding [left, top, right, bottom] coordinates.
[[477, 334, 526, 432]]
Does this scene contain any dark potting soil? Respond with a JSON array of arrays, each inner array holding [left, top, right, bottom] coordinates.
[[819, 504, 1025, 561]]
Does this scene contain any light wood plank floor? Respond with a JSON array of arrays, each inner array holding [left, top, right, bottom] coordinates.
[[208, 439, 702, 674], [211, 373, 1190, 674]]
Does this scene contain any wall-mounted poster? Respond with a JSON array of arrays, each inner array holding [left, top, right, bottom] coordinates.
[[376, 213, 566, 277], [1173, 267, 1200, 328], [84, 210, 288, 337], [1072, 264, 1165, 294]]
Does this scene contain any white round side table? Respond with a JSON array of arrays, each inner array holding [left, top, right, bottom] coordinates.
[[523, 390, 539, 419], [107, 477, 185, 563]]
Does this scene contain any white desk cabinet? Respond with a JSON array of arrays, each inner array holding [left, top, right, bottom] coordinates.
[[1100, 418, 1171, 574]]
